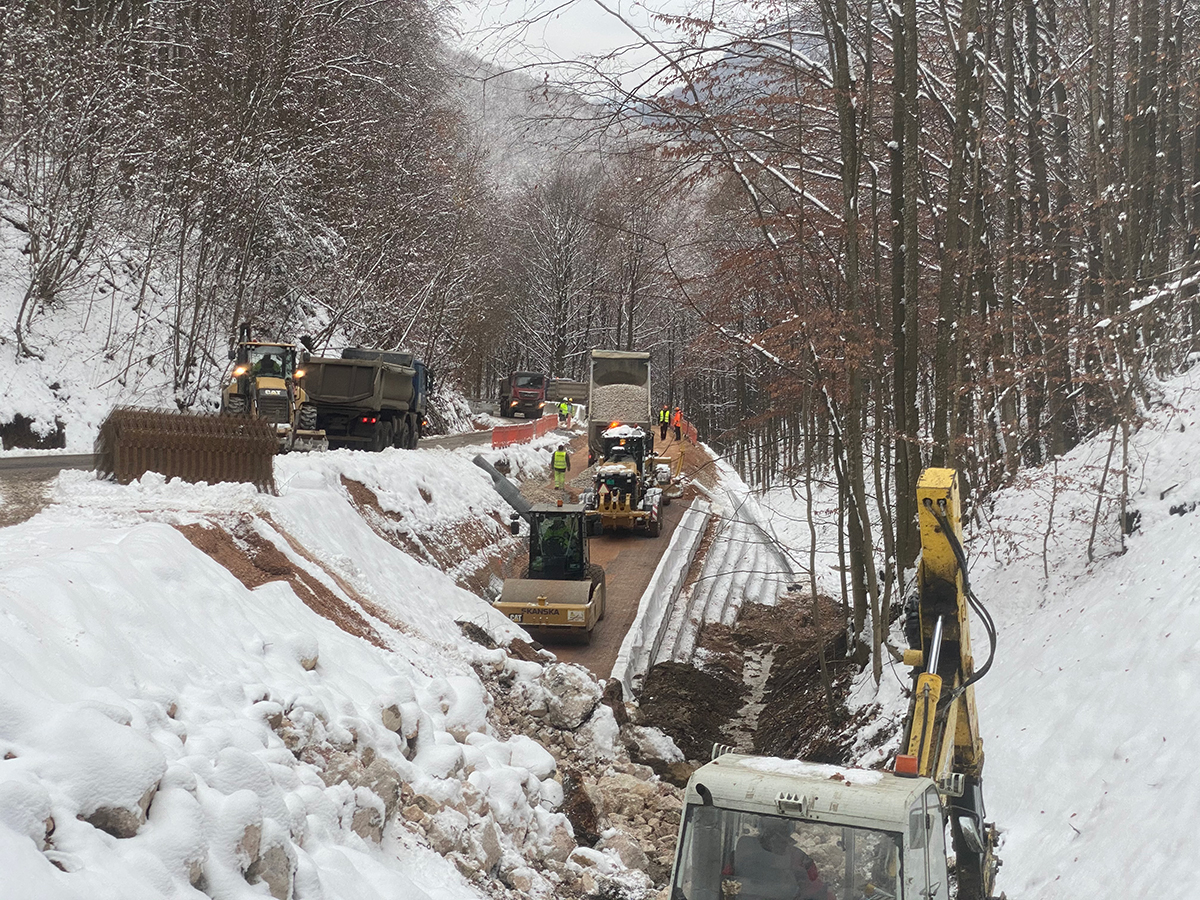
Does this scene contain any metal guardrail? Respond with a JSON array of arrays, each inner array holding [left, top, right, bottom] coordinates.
[[95, 407, 277, 492]]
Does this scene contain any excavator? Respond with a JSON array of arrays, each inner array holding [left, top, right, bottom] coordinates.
[[667, 468, 1001, 900]]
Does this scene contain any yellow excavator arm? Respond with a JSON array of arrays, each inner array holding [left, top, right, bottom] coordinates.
[[898, 467, 999, 900]]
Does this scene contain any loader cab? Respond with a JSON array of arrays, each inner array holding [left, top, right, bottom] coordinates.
[[527, 504, 589, 579], [669, 753, 949, 900], [600, 425, 650, 472]]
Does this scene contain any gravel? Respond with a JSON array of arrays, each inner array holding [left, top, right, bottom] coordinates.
[[591, 384, 650, 425]]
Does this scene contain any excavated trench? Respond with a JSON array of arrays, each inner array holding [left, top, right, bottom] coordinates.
[[635, 592, 879, 766]]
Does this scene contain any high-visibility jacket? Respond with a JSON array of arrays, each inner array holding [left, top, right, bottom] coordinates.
[[673, 409, 682, 426], [552, 450, 569, 471], [559, 401, 570, 415], [658, 408, 670, 424]]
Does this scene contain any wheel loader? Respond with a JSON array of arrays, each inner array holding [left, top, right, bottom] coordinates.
[[474, 457, 606, 644], [666, 468, 1001, 900], [221, 323, 327, 452]]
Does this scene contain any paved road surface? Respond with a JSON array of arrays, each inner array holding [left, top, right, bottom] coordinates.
[[544, 497, 688, 680]]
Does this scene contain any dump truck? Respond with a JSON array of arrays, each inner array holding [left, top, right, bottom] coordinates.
[[587, 349, 652, 462], [221, 323, 327, 453], [667, 468, 1000, 900], [497, 372, 548, 418], [586, 424, 665, 536], [547, 378, 588, 405], [474, 456, 606, 643], [303, 348, 432, 451]]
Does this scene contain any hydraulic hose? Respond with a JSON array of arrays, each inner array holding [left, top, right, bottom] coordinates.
[[928, 500, 997, 691]]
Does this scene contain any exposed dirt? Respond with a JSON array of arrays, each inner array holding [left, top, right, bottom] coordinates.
[[0, 471, 57, 527], [637, 592, 868, 765], [176, 518, 388, 649]]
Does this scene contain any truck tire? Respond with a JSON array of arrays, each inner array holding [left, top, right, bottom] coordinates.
[[370, 421, 391, 452], [298, 403, 318, 431], [408, 415, 421, 449], [393, 418, 410, 449], [223, 395, 247, 416]]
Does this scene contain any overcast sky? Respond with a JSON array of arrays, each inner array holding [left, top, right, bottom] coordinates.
[[457, 0, 693, 87]]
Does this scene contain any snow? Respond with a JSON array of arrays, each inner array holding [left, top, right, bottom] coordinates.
[[735, 757, 884, 787]]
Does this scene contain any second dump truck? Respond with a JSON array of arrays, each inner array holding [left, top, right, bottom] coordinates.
[[303, 348, 432, 451]]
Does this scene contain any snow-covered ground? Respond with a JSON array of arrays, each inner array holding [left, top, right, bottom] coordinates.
[[753, 368, 1200, 897], [0, 435, 665, 900]]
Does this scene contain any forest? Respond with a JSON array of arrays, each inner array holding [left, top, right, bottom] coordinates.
[[2, 0, 1198, 669]]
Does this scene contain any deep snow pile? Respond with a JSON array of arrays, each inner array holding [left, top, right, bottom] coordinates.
[[0, 437, 678, 900], [753, 368, 1200, 897]]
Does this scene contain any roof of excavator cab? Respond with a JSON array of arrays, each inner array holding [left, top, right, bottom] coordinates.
[[685, 752, 934, 829]]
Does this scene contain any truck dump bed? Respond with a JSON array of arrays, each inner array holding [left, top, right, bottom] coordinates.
[[304, 352, 416, 411], [588, 350, 651, 454]]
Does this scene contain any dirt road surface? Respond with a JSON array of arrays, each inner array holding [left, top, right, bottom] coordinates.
[[516, 430, 712, 681]]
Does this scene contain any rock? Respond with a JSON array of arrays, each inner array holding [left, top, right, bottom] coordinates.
[[542, 663, 602, 730], [246, 840, 295, 899], [351, 804, 383, 843], [625, 725, 691, 786], [449, 851, 480, 879], [381, 703, 403, 733], [504, 866, 537, 893], [457, 620, 498, 649], [470, 820, 503, 873], [424, 807, 469, 856], [597, 772, 659, 819], [541, 818, 576, 863], [401, 803, 426, 823], [601, 679, 630, 728], [83, 783, 157, 839], [598, 831, 650, 871], [318, 750, 365, 789], [360, 758, 401, 820], [579, 870, 600, 895], [561, 770, 605, 846]]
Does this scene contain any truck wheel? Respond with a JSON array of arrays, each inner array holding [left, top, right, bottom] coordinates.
[[224, 395, 247, 416], [298, 403, 318, 430], [393, 419, 410, 449], [406, 415, 420, 449], [371, 422, 391, 452]]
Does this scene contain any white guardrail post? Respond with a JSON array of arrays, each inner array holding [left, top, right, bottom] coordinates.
[[610, 498, 712, 698]]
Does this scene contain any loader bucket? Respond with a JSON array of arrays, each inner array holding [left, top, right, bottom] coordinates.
[[95, 407, 277, 492]]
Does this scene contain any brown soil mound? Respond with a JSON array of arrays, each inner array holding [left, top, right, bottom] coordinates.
[[638, 592, 865, 765], [637, 662, 745, 762]]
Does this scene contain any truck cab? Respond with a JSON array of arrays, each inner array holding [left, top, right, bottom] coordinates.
[[498, 372, 547, 418], [670, 752, 948, 900]]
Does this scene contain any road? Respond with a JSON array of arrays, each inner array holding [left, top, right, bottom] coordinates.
[[547, 496, 689, 680]]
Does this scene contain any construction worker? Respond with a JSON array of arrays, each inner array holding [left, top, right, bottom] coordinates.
[[673, 406, 683, 441], [658, 404, 670, 441], [558, 398, 571, 425], [552, 443, 570, 489]]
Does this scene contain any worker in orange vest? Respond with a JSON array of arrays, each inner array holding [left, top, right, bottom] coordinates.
[[672, 406, 682, 441]]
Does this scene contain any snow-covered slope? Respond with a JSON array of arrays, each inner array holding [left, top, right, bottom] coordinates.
[[0, 438, 665, 900]]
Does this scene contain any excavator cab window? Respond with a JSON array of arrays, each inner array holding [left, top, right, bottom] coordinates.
[[671, 806, 902, 900], [529, 513, 584, 578]]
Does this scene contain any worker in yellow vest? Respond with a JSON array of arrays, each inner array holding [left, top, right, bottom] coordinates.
[[558, 399, 571, 425], [552, 443, 571, 489], [658, 405, 670, 441]]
